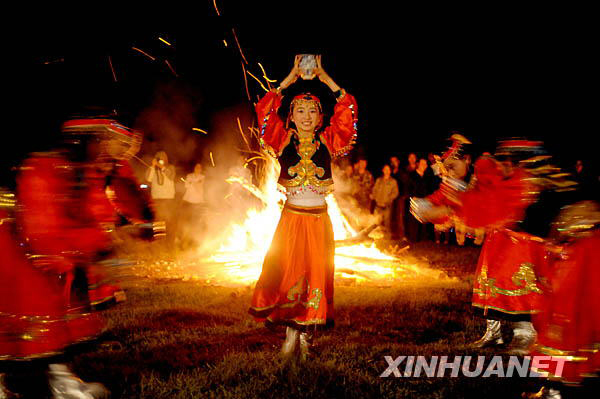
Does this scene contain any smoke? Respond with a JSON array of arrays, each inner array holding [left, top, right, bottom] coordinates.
[[176, 103, 270, 259], [331, 164, 379, 231], [134, 81, 202, 169]]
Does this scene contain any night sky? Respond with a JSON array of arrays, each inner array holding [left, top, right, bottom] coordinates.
[[3, 3, 597, 185]]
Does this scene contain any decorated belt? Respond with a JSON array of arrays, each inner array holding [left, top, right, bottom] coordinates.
[[283, 203, 328, 216]]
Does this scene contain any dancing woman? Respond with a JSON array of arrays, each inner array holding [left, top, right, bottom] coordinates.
[[248, 56, 357, 359]]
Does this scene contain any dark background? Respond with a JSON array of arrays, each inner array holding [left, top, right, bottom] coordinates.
[[3, 2, 597, 185]]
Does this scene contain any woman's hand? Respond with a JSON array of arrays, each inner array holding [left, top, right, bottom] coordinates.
[[315, 55, 341, 92], [279, 55, 301, 90]]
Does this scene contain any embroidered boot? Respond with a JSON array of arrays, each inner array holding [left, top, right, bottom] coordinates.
[[471, 319, 503, 348], [281, 327, 299, 358], [47, 364, 109, 399], [507, 321, 537, 355]]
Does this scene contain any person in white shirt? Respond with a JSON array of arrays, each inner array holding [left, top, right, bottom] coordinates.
[[178, 163, 207, 249], [145, 151, 176, 247], [183, 163, 205, 204]]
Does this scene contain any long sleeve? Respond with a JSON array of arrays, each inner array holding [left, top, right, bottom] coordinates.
[[256, 90, 289, 156], [321, 92, 358, 158], [372, 178, 382, 201], [391, 179, 399, 202], [146, 166, 155, 182], [457, 157, 535, 229], [164, 165, 175, 181]]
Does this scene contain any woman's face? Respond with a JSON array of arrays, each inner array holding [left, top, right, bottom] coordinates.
[[291, 103, 321, 133]]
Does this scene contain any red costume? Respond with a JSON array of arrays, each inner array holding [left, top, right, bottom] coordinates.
[[533, 202, 600, 384], [249, 89, 357, 331], [0, 119, 153, 361], [457, 155, 547, 316]]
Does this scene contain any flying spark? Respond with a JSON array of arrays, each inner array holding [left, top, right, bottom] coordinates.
[[231, 28, 248, 65], [108, 56, 117, 82], [158, 37, 172, 46], [258, 62, 277, 83], [246, 70, 269, 92], [43, 58, 64, 65], [131, 47, 156, 61], [192, 128, 208, 134], [213, 0, 221, 16], [241, 62, 251, 101], [209, 152, 215, 167], [165, 59, 178, 77], [236, 117, 251, 149]]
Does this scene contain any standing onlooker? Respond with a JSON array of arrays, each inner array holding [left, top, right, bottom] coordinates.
[[390, 156, 408, 240], [406, 152, 417, 174], [353, 158, 374, 211], [371, 165, 399, 237], [179, 163, 206, 249], [146, 150, 176, 248], [406, 158, 434, 242]]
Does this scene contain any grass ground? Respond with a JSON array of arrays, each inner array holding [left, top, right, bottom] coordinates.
[[7, 242, 593, 398]]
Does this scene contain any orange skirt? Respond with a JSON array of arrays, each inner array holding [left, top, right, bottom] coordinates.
[[249, 203, 335, 330]]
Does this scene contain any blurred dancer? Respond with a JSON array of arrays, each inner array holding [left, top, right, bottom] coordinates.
[[524, 202, 600, 398], [409, 134, 475, 245], [0, 115, 156, 398], [456, 140, 576, 355], [249, 55, 357, 360]]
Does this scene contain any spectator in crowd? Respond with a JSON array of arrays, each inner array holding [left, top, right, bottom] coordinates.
[[353, 158, 374, 211], [406, 152, 417, 173], [390, 156, 408, 240], [371, 165, 399, 237], [178, 163, 206, 249], [406, 158, 434, 242], [146, 150, 176, 248]]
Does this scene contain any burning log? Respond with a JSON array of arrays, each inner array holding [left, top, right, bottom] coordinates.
[[334, 224, 378, 247]]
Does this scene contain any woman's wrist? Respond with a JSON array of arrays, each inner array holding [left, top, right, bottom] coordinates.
[[323, 77, 340, 92]]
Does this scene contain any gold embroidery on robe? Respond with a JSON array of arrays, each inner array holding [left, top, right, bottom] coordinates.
[[287, 278, 305, 302], [283, 278, 323, 310], [304, 288, 323, 310], [474, 262, 543, 297]]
